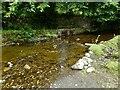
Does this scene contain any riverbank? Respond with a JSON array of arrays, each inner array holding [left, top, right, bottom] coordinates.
[[69, 35, 119, 88]]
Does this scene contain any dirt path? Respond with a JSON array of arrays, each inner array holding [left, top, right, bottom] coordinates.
[[50, 67, 118, 88]]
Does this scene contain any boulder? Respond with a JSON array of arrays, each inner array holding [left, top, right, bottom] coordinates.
[[82, 60, 88, 66], [71, 62, 84, 70], [82, 57, 93, 63]]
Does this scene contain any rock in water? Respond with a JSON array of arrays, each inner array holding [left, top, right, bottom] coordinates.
[[76, 38, 80, 41], [8, 62, 13, 68], [71, 62, 84, 70], [87, 67, 95, 72], [24, 64, 31, 69], [3, 67, 10, 72]]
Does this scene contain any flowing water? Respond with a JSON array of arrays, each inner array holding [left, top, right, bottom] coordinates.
[[2, 33, 114, 88]]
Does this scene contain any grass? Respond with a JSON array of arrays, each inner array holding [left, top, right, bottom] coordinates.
[[0, 30, 20, 35], [2, 29, 58, 44]]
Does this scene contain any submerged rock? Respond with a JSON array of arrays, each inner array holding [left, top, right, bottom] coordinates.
[[24, 64, 31, 69], [3, 67, 11, 72], [86, 67, 95, 73], [76, 38, 80, 41]]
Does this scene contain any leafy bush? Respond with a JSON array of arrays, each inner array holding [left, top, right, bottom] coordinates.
[[10, 29, 36, 42], [2, 2, 120, 30]]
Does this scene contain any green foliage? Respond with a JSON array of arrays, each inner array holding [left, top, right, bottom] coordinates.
[[3, 2, 50, 17], [40, 30, 58, 37], [1, 2, 120, 30], [37, 2, 50, 12], [55, 2, 120, 22], [10, 28, 36, 42], [1, 30, 20, 35]]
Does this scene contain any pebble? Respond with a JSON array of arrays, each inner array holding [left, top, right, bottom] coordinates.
[[88, 64, 91, 67], [75, 84, 78, 86], [86, 67, 95, 72], [3, 67, 10, 72], [8, 62, 13, 68], [89, 51, 93, 54], [76, 38, 80, 41], [0, 80, 5, 84], [12, 86, 16, 88], [24, 64, 31, 69], [53, 45, 57, 49], [60, 65, 64, 69], [84, 66, 88, 69]]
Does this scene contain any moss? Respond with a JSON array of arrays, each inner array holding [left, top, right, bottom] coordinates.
[[105, 61, 119, 74], [104, 35, 118, 48], [89, 44, 104, 57], [89, 35, 119, 59]]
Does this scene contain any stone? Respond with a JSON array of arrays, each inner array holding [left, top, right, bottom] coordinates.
[[85, 53, 90, 57], [82, 60, 88, 66], [87, 58, 93, 63], [75, 84, 78, 86], [0, 80, 5, 84], [8, 62, 13, 68], [76, 38, 80, 41], [84, 66, 88, 69], [53, 45, 57, 49], [3, 67, 10, 72], [71, 62, 84, 70], [86, 67, 95, 72], [24, 64, 31, 69], [82, 57, 93, 63], [88, 64, 91, 67], [89, 51, 93, 54], [77, 59, 83, 63]]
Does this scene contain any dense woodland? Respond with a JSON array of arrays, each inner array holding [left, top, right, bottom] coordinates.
[[1, 2, 120, 30]]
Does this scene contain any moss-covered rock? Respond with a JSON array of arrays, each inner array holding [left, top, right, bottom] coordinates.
[[88, 35, 119, 76], [89, 35, 119, 59], [89, 44, 104, 57]]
